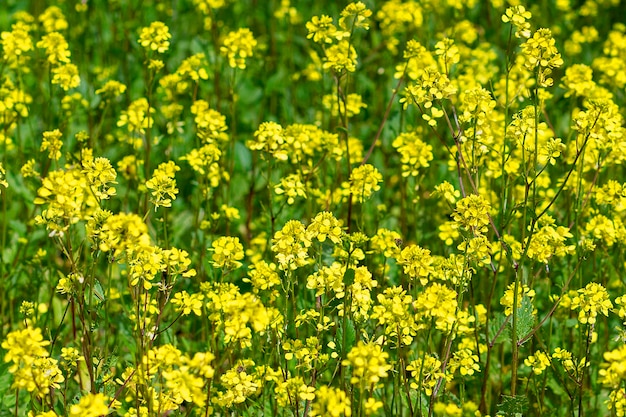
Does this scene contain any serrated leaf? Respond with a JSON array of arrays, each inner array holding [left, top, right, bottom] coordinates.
[[488, 312, 510, 345], [512, 296, 535, 345], [497, 394, 528, 416]]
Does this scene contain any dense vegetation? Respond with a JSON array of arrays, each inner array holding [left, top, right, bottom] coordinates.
[[1, 0, 626, 416]]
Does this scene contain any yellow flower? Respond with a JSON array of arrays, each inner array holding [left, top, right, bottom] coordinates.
[[349, 164, 382, 202], [211, 236, 245, 270], [36, 32, 71, 64], [69, 393, 109, 417], [220, 28, 257, 69], [343, 341, 391, 386], [138, 21, 171, 53], [307, 211, 343, 244], [145, 161, 180, 209], [51, 63, 80, 90]]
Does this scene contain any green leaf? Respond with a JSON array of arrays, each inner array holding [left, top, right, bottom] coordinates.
[[512, 296, 536, 345], [343, 268, 355, 287], [488, 312, 510, 345], [497, 394, 528, 416], [338, 317, 356, 354]]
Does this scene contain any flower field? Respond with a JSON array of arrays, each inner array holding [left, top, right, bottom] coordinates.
[[1, 0, 626, 415]]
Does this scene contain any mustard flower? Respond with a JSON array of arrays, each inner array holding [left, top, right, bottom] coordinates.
[[607, 388, 626, 417], [211, 236, 245, 270], [392, 131, 433, 177], [407, 354, 445, 395], [433, 181, 460, 205], [400, 69, 457, 110], [525, 217, 575, 263], [40, 129, 63, 160], [272, 220, 311, 270], [524, 350, 551, 375], [283, 336, 325, 368], [163, 247, 196, 278], [306, 261, 345, 298], [51, 63, 80, 90], [34, 167, 93, 235], [452, 194, 491, 235], [203, 282, 278, 347], [192, 0, 229, 14], [138, 21, 171, 53], [162, 367, 206, 406], [274, 376, 315, 411], [561, 64, 595, 98], [306, 15, 344, 44], [127, 244, 165, 289], [145, 161, 180, 209], [275, 173, 307, 205], [459, 88, 496, 127], [414, 283, 458, 331], [36, 31, 71, 64], [438, 221, 460, 246], [339, 2, 372, 31], [69, 393, 109, 417], [95, 80, 127, 99], [432, 254, 473, 287], [248, 121, 287, 160], [371, 286, 417, 345], [82, 156, 117, 200], [172, 291, 204, 316], [502, 5, 532, 38], [214, 362, 261, 407], [364, 397, 384, 415], [434, 37, 460, 72], [39, 6, 68, 33], [370, 228, 401, 258], [448, 348, 480, 377], [56, 272, 83, 296], [191, 100, 229, 143], [322, 93, 367, 118], [181, 143, 222, 187], [376, 1, 423, 54], [349, 163, 382, 202], [521, 28, 563, 87], [397, 244, 433, 284], [12, 357, 64, 396], [1, 23, 33, 66], [595, 180, 626, 207], [310, 386, 351, 417], [570, 282, 612, 325], [1, 327, 49, 366], [220, 28, 257, 69], [343, 341, 391, 386], [117, 97, 154, 134], [600, 344, 626, 390], [243, 260, 281, 293], [500, 283, 535, 316], [585, 214, 619, 246], [346, 265, 378, 320], [113, 156, 139, 183], [177, 52, 209, 81], [60, 346, 82, 370], [307, 211, 343, 244], [189, 351, 216, 379], [323, 40, 358, 73], [0, 78, 32, 118], [2, 327, 64, 396]]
